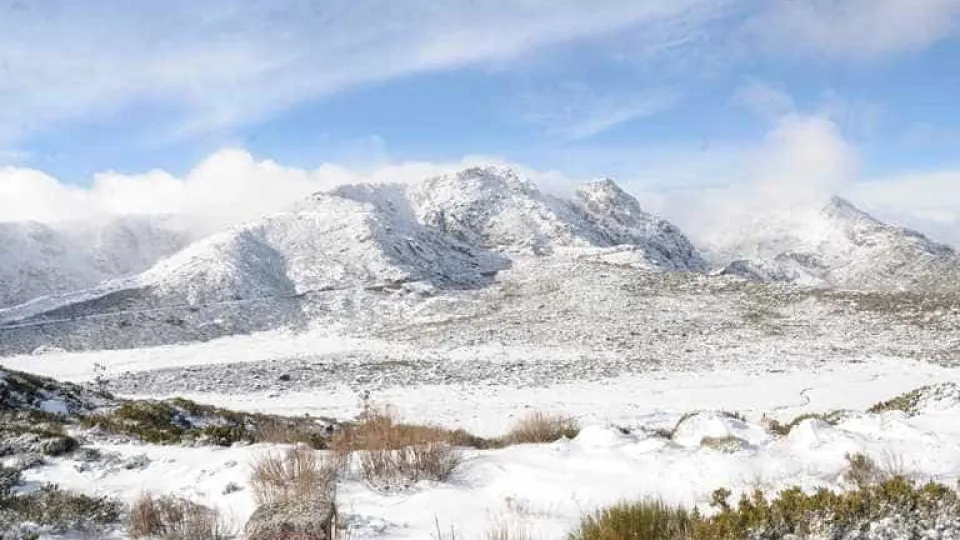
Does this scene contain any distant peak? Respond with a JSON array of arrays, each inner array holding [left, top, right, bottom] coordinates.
[[580, 177, 626, 193], [821, 196, 877, 223], [575, 177, 639, 210]]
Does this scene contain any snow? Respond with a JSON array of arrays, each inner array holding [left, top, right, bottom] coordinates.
[[714, 196, 960, 291], [16, 356, 960, 538], [2, 166, 960, 538], [0, 215, 190, 309]]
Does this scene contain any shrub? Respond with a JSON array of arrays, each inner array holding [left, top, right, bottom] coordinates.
[[569, 477, 960, 540], [842, 453, 884, 488], [82, 398, 332, 448], [766, 410, 846, 437], [249, 446, 339, 506], [0, 484, 123, 534], [699, 436, 749, 453], [128, 492, 230, 539], [504, 412, 580, 445], [569, 499, 695, 540], [486, 520, 534, 540], [331, 407, 462, 487]]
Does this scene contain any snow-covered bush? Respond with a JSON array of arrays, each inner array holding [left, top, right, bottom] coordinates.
[[249, 446, 339, 506], [128, 492, 230, 539], [0, 483, 122, 536], [330, 406, 463, 487], [571, 476, 960, 540], [503, 412, 580, 445]]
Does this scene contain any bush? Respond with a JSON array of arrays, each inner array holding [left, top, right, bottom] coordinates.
[[331, 406, 462, 487], [129, 492, 230, 539], [570, 499, 695, 540], [766, 410, 846, 436], [0, 484, 122, 534], [82, 398, 332, 448], [699, 436, 748, 453], [842, 453, 884, 489], [569, 477, 960, 540], [249, 446, 339, 506], [504, 412, 580, 445]]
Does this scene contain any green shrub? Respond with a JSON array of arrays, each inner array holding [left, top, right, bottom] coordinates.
[[0, 484, 122, 534], [766, 410, 847, 436], [570, 499, 695, 540], [570, 477, 960, 540], [82, 398, 333, 448]]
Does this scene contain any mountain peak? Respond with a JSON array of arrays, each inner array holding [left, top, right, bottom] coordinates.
[[821, 196, 878, 224]]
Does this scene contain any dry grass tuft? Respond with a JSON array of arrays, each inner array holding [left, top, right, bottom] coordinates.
[[249, 445, 340, 506], [504, 412, 580, 445], [331, 406, 463, 487], [129, 492, 231, 539], [486, 520, 535, 540]]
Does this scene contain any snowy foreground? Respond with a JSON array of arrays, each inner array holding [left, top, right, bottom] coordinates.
[[5, 330, 960, 539]]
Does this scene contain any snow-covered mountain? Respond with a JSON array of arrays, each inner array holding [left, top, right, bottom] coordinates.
[[137, 184, 512, 306], [0, 166, 703, 352], [0, 216, 191, 308], [410, 167, 706, 271], [717, 197, 960, 292]]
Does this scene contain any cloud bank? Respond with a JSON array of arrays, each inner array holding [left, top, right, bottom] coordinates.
[[2, 112, 958, 250]]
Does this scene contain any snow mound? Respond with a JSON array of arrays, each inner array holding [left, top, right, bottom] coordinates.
[[672, 412, 769, 447], [570, 426, 635, 449], [786, 419, 854, 450], [715, 197, 960, 292]]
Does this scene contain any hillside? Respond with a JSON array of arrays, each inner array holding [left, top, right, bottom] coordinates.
[[717, 197, 960, 292]]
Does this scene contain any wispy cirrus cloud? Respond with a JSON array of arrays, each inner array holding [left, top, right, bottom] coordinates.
[[520, 84, 681, 141], [746, 0, 960, 60], [0, 0, 726, 147]]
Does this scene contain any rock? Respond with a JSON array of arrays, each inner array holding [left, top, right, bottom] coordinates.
[[38, 435, 79, 456], [245, 497, 336, 540], [277, 373, 292, 382], [222, 481, 243, 495]]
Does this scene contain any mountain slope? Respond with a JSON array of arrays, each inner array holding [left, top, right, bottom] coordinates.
[[410, 167, 706, 271], [0, 216, 190, 308], [0, 167, 703, 353], [718, 197, 960, 291]]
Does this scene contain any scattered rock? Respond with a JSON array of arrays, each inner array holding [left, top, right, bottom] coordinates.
[[245, 497, 336, 540], [223, 481, 243, 495]]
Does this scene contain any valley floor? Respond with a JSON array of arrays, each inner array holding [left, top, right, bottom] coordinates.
[[5, 329, 960, 538]]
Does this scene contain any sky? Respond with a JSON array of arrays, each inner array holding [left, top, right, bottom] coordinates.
[[1, 0, 959, 245]]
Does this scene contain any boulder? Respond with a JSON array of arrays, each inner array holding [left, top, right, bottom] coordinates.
[[244, 497, 336, 540]]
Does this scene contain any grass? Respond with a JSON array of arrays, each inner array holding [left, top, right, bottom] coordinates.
[[503, 412, 580, 445], [128, 492, 231, 539], [864, 383, 960, 415], [249, 446, 339, 506], [699, 436, 748, 453], [765, 410, 847, 436], [81, 397, 332, 448], [331, 406, 464, 487], [569, 476, 960, 540], [570, 500, 696, 540], [0, 482, 123, 535], [654, 410, 747, 440]]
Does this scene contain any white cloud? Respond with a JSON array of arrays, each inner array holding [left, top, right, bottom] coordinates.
[[748, 0, 960, 60], [0, 149, 566, 236], [851, 171, 960, 246], [0, 0, 723, 146]]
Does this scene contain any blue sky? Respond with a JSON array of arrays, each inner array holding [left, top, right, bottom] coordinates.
[[1, 0, 960, 244]]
